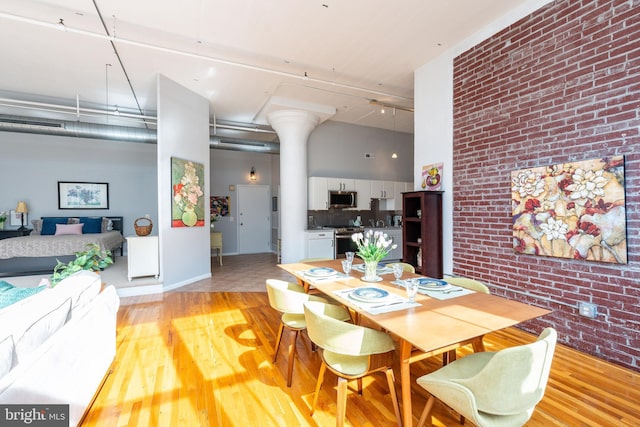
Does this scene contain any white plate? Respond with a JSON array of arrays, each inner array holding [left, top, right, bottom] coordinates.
[[412, 278, 451, 290], [349, 287, 390, 302], [306, 267, 337, 278]]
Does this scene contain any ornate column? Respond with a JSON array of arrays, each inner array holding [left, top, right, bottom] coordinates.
[[268, 110, 321, 263]]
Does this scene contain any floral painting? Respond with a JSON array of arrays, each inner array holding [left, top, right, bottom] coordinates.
[[171, 157, 205, 227], [512, 156, 626, 263], [210, 196, 230, 222]]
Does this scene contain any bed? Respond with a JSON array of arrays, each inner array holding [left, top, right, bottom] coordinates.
[[0, 216, 125, 277]]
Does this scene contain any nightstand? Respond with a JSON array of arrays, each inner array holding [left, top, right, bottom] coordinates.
[[0, 229, 32, 240], [126, 235, 159, 281]]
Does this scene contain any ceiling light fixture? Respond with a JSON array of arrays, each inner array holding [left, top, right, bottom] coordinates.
[[369, 99, 414, 113]]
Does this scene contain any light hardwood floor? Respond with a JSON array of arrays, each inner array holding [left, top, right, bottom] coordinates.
[[81, 254, 640, 426]]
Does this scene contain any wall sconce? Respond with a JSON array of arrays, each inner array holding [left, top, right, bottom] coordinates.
[[15, 200, 28, 230], [250, 166, 256, 181]]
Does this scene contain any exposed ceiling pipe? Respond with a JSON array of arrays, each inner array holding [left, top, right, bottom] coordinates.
[[0, 114, 280, 153]]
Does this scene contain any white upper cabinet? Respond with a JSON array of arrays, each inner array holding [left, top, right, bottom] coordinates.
[[370, 180, 394, 199], [327, 178, 356, 191], [354, 179, 372, 210], [308, 177, 329, 210]]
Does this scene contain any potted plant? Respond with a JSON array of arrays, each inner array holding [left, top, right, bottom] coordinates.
[[51, 243, 113, 286], [0, 211, 6, 230]]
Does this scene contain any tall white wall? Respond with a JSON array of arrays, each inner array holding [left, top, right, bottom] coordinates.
[[157, 75, 211, 289]]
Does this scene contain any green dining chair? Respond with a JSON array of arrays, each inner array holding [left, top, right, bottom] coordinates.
[[303, 301, 401, 427], [265, 279, 350, 387], [416, 327, 557, 427], [388, 262, 416, 274]]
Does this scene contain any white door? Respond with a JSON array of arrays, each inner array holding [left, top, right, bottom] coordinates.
[[238, 185, 271, 254]]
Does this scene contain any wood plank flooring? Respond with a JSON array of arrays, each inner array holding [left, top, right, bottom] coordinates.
[[82, 255, 640, 426]]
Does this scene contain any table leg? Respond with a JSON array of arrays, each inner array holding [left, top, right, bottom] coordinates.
[[399, 339, 413, 427]]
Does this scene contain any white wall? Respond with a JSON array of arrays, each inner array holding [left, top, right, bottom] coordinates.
[[157, 75, 211, 289], [0, 131, 157, 237], [413, 0, 554, 275]]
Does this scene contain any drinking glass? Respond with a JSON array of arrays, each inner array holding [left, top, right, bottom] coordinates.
[[406, 280, 418, 304], [341, 259, 352, 275], [345, 251, 355, 263], [392, 264, 403, 281]]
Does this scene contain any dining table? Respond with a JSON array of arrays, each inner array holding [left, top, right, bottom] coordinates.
[[278, 259, 552, 427]]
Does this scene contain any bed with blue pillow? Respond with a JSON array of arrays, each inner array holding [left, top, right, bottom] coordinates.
[[0, 216, 124, 277]]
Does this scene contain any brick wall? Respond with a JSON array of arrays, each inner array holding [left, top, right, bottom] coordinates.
[[452, 0, 640, 371]]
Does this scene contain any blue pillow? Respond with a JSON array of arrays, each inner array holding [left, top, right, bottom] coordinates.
[[0, 281, 46, 310], [41, 217, 69, 235], [79, 217, 102, 234]]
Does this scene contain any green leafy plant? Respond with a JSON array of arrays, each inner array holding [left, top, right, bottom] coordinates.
[[51, 243, 113, 286]]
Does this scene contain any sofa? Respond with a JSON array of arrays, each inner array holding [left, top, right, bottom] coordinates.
[[0, 270, 120, 426]]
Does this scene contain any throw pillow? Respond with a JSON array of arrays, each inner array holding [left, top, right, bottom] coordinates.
[[41, 217, 69, 235], [0, 335, 15, 377], [31, 219, 43, 235], [80, 217, 102, 234], [0, 281, 47, 310], [101, 217, 114, 233], [54, 223, 84, 236]]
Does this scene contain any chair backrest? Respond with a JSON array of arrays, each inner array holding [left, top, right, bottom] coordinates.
[[303, 301, 395, 357], [455, 327, 557, 416], [210, 232, 222, 248], [388, 262, 415, 273], [265, 279, 322, 314], [444, 276, 489, 293]]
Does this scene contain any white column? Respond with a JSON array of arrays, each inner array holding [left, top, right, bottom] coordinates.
[[268, 110, 321, 263]]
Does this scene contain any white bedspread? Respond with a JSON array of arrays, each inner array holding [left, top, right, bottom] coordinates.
[[0, 231, 125, 259]]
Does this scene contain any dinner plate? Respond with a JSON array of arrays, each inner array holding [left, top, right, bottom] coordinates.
[[306, 267, 337, 277], [412, 278, 451, 290], [349, 287, 390, 302]]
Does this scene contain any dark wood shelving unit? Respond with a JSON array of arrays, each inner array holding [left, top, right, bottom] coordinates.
[[402, 191, 443, 278]]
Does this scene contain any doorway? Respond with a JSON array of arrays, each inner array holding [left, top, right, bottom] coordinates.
[[237, 185, 271, 254]]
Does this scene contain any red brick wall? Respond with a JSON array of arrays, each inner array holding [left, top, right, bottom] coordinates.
[[452, 0, 640, 371]]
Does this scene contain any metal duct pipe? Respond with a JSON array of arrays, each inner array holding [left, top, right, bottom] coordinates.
[[0, 114, 280, 153]]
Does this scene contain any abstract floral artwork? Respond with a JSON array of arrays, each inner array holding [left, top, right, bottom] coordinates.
[[171, 157, 205, 227], [210, 196, 230, 220], [512, 156, 626, 264]]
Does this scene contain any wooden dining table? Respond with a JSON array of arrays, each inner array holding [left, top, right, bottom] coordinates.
[[279, 259, 552, 427]]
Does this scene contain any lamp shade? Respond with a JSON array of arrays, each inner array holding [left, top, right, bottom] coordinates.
[[15, 201, 28, 213]]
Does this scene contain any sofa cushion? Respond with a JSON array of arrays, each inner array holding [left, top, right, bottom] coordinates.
[[55, 223, 84, 235], [41, 217, 69, 235], [79, 217, 102, 234], [0, 335, 15, 378], [0, 281, 46, 310], [51, 270, 102, 312], [14, 297, 72, 363]]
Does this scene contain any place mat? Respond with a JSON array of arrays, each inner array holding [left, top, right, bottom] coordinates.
[[297, 270, 349, 284], [351, 264, 394, 275], [333, 288, 420, 314], [392, 280, 475, 301]]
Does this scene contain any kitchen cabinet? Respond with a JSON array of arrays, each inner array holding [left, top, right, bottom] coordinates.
[[305, 229, 335, 259], [370, 180, 394, 199], [381, 181, 408, 211], [308, 177, 329, 210], [402, 191, 443, 278], [354, 179, 372, 210], [327, 178, 356, 191], [126, 235, 160, 281]]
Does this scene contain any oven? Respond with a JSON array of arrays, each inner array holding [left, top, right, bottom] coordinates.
[[331, 226, 364, 258]]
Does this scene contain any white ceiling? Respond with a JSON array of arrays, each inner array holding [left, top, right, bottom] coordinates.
[[0, 0, 529, 143]]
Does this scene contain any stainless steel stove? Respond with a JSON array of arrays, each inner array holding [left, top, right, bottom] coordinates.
[[323, 225, 364, 257]]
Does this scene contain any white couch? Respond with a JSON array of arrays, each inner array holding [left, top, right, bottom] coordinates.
[[0, 270, 120, 426]]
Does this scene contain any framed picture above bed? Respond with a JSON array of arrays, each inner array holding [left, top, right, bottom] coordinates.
[[58, 181, 109, 210]]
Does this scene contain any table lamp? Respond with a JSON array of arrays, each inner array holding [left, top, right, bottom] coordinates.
[[16, 201, 28, 231]]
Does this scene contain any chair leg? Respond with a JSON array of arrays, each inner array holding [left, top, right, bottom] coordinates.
[[273, 322, 285, 363], [286, 329, 299, 387], [357, 378, 363, 395], [311, 362, 327, 415], [336, 377, 348, 427], [417, 395, 435, 427], [384, 368, 402, 427]]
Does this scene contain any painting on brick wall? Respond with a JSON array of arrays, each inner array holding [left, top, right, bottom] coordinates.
[[512, 156, 626, 264]]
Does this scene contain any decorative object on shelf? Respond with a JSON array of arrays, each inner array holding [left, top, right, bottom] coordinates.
[[134, 217, 153, 236], [0, 211, 6, 230], [250, 166, 256, 182], [58, 181, 109, 209], [15, 201, 29, 230], [422, 162, 443, 191], [512, 155, 626, 264], [171, 157, 205, 228], [50, 243, 113, 286], [352, 229, 397, 282]]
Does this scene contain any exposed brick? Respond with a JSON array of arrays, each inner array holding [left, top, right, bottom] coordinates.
[[451, 0, 640, 372]]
